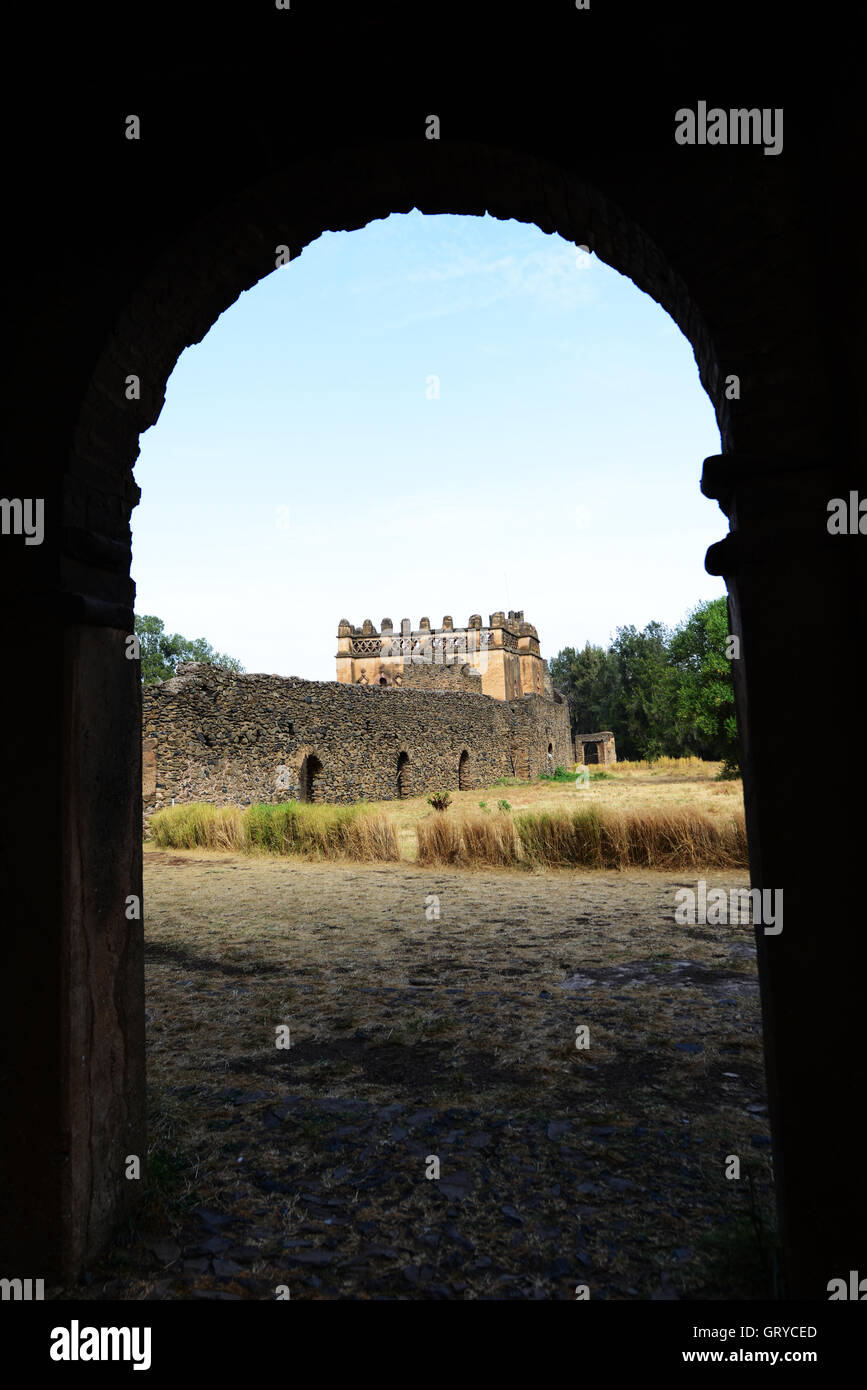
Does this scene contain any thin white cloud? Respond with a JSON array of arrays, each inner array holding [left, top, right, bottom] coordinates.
[[349, 240, 600, 327]]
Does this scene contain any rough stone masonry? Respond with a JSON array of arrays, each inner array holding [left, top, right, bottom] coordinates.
[[142, 619, 572, 817]]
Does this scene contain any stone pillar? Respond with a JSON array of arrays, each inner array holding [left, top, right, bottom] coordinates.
[[703, 452, 866, 1298], [0, 606, 146, 1282]]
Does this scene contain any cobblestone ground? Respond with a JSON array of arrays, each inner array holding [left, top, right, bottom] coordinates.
[[55, 854, 775, 1301]]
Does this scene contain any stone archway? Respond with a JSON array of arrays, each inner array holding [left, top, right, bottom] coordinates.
[[4, 45, 862, 1298], [575, 732, 617, 767], [458, 749, 470, 790], [396, 751, 411, 799]]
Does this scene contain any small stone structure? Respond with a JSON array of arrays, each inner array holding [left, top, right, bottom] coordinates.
[[574, 731, 617, 765]]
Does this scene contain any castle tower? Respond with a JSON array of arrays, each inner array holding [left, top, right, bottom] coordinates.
[[335, 609, 549, 699]]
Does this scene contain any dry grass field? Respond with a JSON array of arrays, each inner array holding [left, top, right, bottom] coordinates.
[[147, 760, 747, 870], [367, 759, 743, 861], [52, 763, 776, 1302]]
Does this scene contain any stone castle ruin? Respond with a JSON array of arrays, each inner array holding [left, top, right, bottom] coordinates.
[[142, 609, 574, 815]]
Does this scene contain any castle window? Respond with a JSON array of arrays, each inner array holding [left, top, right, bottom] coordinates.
[[379, 676, 388, 686]]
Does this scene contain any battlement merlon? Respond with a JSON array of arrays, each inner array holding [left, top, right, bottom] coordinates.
[[337, 613, 537, 642]]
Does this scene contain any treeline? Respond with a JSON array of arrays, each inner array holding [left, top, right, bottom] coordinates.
[[135, 614, 245, 684], [550, 597, 740, 768]]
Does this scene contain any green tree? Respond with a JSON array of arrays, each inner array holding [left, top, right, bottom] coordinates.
[[608, 621, 681, 759], [134, 613, 245, 684], [553, 600, 739, 764], [549, 642, 620, 739], [668, 597, 739, 766]]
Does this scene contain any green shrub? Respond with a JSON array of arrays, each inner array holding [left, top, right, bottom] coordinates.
[[497, 799, 511, 812], [427, 790, 453, 811]]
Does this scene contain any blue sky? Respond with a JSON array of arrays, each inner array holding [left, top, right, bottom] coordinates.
[[132, 210, 726, 680]]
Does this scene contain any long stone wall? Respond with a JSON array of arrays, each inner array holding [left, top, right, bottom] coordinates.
[[142, 663, 573, 817]]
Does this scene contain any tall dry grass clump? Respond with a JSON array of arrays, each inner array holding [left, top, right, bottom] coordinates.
[[148, 802, 245, 850], [517, 807, 747, 869], [416, 805, 747, 870], [416, 814, 465, 865], [149, 801, 399, 862], [612, 756, 727, 779], [459, 812, 521, 867], [416, 811, 520, 867], [516, 808, 605, 867]]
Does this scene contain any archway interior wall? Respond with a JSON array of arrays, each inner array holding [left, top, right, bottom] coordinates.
[[142, 665, 572, 814]]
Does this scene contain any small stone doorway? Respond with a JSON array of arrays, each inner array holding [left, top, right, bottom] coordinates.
[[299, 754, 324, 802], [397, 752, 411, 799]]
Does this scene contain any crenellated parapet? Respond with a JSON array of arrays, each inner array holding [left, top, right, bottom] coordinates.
[[335, 608, 549, 700]]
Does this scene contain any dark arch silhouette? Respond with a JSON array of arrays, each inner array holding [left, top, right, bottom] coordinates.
[[3, 35, 860, 1299], [396, 751, 411, 799], [458, 749, 470, 790]]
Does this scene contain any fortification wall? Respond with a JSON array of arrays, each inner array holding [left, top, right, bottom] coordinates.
[[142, 663, 572, 816]]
